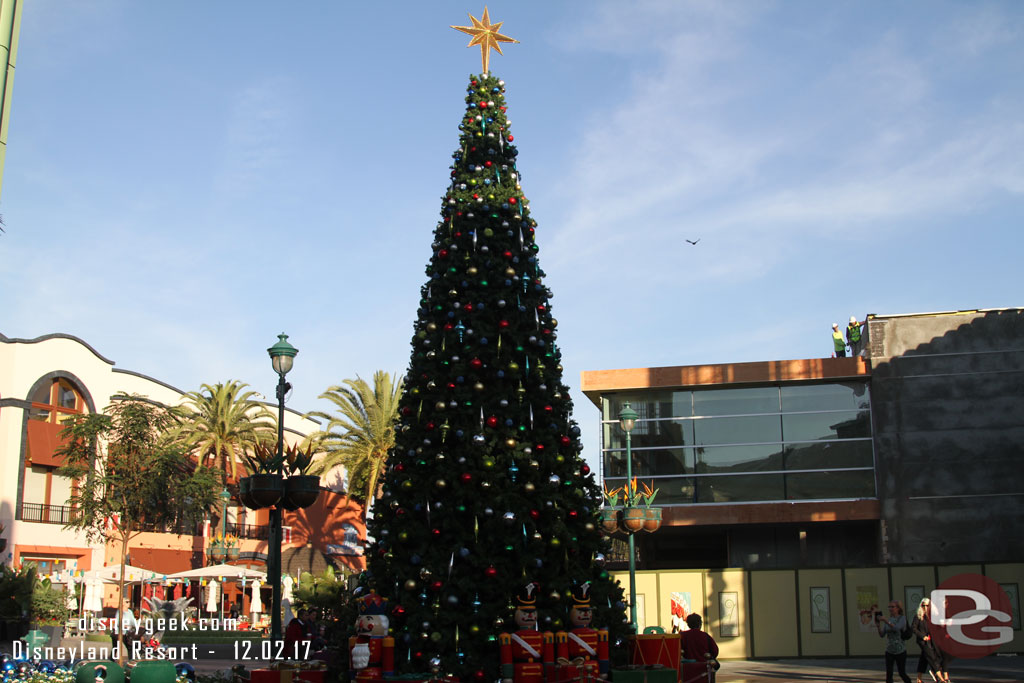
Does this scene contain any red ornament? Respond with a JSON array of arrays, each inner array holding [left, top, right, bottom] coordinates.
[[447, 382, 456, 390], [486, 416, 498, 427], [396, 463, 406, 472], [508, 135, 514, 141], [503, 250, 513, 259], [535, 443, 545, 452], [472, 193, 480, 199], [396, 508, 407, 516], [444, 322, 454, 330], [478, 101, 488, 109], [461, 473, 473, 484], [582, 464, 591, 475], [529, 509, 540, 520], [471, 80, 478, 86], [484, 161, 492, 167], [560, 436, 571, 446], [568, 510, 578, 518], [426, 422, 436, 431], [474, 671, 486, 682], [430, 580, 443, 592], [485, 565, 497, 578], [544, 405, 553, 413], [508, 197, 517, 205], [392, 605, 406, 617], [463, 303, 474, 311], [432, 528, 441, 537], [499, 320, 510, 328], [438, 249, 449, 258], [401, 406, 412, 416], [470, 357, 483, 369], [537, 304, 547, 311]]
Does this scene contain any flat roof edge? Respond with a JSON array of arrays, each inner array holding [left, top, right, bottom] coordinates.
[[581, 357, 869, 407]]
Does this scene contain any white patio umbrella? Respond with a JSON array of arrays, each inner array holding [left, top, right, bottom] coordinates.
[[205, 579, 220, 614], [84, 564, 161, 583], [250, 579, 263, 615], [83, 576, 104, 613], [65, 576, 79, 610], [167, 564, 266, 580]]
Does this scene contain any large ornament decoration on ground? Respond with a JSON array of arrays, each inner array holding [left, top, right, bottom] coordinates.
[[361, 9, 628, 681]]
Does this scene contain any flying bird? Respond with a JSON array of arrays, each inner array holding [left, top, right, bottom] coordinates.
[[685, 238, 700, 245]]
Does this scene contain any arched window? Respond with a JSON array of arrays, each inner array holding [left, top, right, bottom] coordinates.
[[22, 377, 86, 523]]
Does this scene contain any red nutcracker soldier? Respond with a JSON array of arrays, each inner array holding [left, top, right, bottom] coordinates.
[[499, 582, 555, 683], [555, 583, 609, 682], [348, 592, 395, 683]]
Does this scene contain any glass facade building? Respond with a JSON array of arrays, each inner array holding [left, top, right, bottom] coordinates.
[[602, 381, 875, 505]]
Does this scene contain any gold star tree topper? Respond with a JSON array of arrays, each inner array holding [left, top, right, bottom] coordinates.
[[451, 7, 519, 73]]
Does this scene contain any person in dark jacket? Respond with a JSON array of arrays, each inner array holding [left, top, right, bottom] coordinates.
[[912, 598, 950, 683]]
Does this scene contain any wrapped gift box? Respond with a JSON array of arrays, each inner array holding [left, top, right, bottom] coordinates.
[[610, 667, 678, 683]]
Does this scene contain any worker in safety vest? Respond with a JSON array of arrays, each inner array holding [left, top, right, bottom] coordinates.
[[846, 316, 864, 357], [831, 323, 847, 358]]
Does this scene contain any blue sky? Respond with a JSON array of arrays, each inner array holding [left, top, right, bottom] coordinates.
[[3, 1, 1022, 475]]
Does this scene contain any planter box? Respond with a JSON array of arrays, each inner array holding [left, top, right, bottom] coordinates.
[[250, 670, 325, 683]]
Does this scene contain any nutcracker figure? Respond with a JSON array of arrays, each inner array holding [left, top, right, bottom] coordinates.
[[555, 582, 609, 682], [348, 592, 395, 683], [499, 582, 555, 683]]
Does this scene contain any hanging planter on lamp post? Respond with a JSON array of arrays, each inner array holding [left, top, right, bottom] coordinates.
[[280, 443, 321, 511]]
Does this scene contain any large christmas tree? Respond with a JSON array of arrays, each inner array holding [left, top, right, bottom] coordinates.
[[362, 13, 628, 681]]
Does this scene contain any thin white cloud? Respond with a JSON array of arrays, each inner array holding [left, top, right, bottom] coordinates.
[[213, 78, 297, 201]]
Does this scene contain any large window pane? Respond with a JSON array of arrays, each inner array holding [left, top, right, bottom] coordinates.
[[697, 444, 784, 474], [786, 470, 876, 499], [782, 383, 870, 412], [694, 415, 781, 445], [603, 447, 694, 477], [693, 387, 779, 416], [784, 440, 874, 470], [603, 419, 694, 450], [782, 410, 871, 441], [604, 476, 695, 505], [696, 474, 785, 503], [602, 391, 692, 421]]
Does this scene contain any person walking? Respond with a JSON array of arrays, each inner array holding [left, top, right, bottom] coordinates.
[[877, 599, 912, 683], [847, 316, 865, 357], [832, 323, 847, 357], [912, 598, 950, 683]]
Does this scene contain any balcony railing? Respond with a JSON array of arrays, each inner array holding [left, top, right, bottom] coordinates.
[[20, 502, 81, 525], [19, 502, 273, 542], [224, 522, 271, 540]]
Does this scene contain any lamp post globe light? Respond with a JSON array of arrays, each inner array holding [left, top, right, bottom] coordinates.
[[618, 401, 640, 632], [267, 333, 297, 642]]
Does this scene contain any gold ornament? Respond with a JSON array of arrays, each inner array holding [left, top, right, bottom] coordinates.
[[451, 7, 519, 73]]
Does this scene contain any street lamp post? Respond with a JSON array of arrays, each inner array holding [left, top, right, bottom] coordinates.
[[267, 333, 297, 643], [618, 401, 639, 632]]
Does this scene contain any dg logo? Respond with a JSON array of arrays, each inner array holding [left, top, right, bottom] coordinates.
[[930, 574, 1014, 658]]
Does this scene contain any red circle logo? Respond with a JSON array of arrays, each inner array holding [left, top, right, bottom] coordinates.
[[930, 574, 1013, 659]]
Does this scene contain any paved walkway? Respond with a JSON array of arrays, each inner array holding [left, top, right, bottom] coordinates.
[[191, 655, 1024, 683]]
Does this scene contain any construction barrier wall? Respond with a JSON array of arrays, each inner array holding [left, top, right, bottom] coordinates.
[[610, 563, 1024, 658]]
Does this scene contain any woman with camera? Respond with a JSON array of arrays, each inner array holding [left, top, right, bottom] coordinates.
[[877, 599, 912, 683]]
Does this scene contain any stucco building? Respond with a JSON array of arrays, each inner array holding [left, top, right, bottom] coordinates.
[[0, 332, 365, 612]]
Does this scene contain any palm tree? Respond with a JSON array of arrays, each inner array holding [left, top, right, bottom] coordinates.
[[170, 380, 275, 482], [307, 371, 403, 518]]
